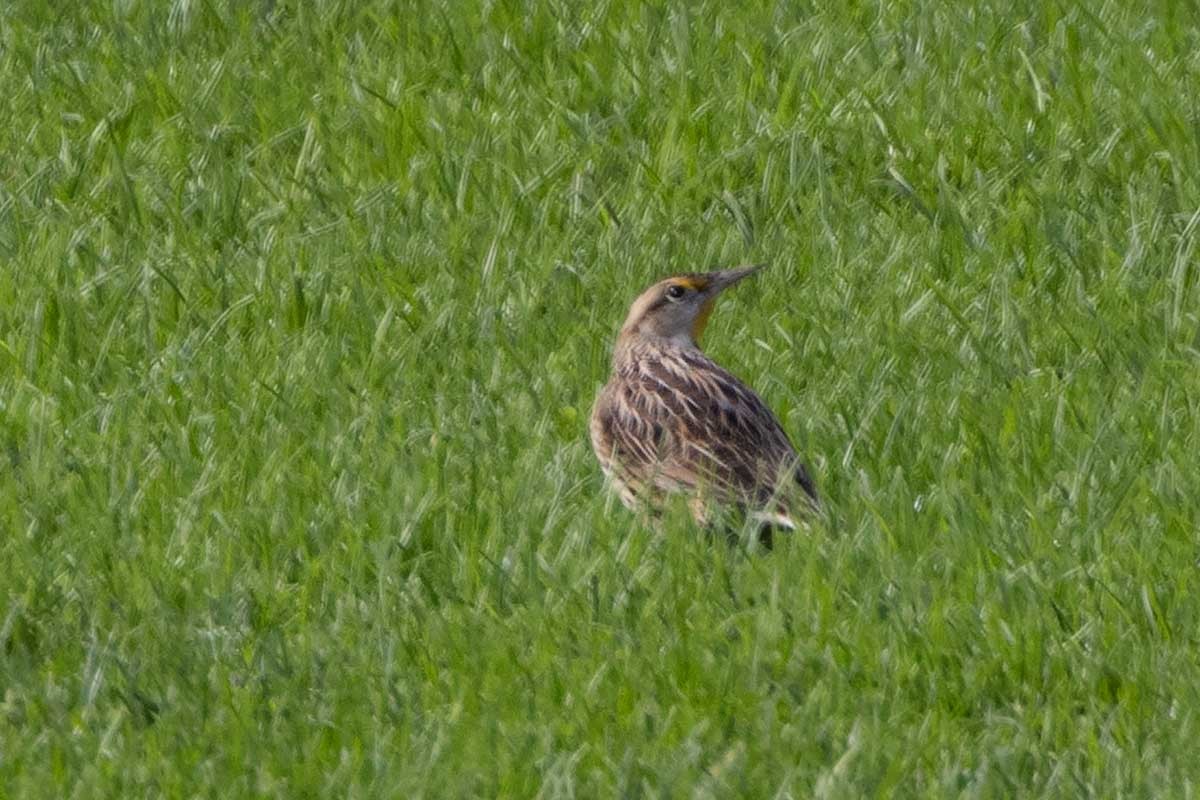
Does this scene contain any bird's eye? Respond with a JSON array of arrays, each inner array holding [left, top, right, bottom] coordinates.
[[665, 285, 687, 300]]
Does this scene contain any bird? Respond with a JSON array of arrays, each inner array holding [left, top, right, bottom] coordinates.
[[590, 265, 818, 539]]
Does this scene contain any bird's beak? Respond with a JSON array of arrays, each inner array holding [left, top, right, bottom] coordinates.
[[706, 264, 765, 293]]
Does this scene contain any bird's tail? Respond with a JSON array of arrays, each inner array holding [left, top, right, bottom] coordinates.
[[749, 510, 799, 531]]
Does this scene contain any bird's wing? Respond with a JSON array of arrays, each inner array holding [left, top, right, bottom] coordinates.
[[635, 351, 816, 505]]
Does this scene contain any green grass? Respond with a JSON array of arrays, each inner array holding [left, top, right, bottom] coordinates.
[[3, 0, 1200, 795]]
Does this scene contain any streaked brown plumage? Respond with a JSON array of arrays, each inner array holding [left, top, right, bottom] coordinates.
[[590, 265, 818, 533]]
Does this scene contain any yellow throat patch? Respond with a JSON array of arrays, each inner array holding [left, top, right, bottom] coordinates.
[[691, 297, 716, 341]]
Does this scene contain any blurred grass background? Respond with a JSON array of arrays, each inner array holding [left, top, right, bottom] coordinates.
[[2, 0, 1200, 795]]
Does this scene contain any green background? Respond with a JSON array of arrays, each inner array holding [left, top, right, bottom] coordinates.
[[2, 1, 1199, 796]]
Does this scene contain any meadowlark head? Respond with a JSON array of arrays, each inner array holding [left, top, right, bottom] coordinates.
[[618, 264, 764, 347]]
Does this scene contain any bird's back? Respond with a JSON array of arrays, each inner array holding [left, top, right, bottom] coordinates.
[[590, 339, 817, 518]]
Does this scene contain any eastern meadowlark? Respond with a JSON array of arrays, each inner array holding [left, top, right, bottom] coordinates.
[[590, 265, 818, 536]]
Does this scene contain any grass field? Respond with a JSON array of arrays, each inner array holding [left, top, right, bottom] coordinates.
[[3, 0, 1200, 796]]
